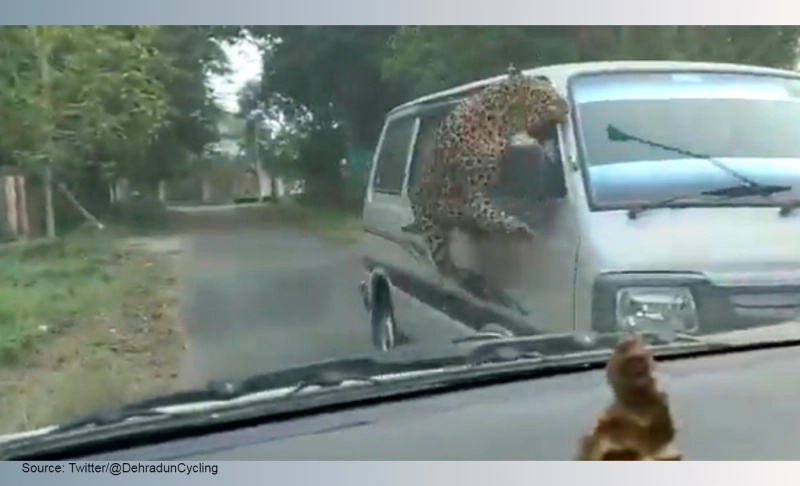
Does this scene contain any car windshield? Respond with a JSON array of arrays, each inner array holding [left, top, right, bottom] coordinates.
[[571, 71, 800, 207], [5, 26, 800, 447]]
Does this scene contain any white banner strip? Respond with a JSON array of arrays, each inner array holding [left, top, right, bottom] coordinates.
[[7, 461, 800, 486]]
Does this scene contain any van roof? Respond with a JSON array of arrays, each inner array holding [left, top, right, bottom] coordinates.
[[387, 60, 800, 117]]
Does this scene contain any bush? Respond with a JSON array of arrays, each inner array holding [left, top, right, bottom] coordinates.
[[106, 196, 170, 232]]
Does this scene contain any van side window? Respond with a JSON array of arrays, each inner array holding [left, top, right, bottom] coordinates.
[[406, 108, 451, 191], [373, 117, 416, 194]]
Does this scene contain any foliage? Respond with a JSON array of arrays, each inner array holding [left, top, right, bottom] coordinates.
[[0, 26, 236, 181], [142, 26, 230, 184], [382, 26, 800, 97], [0, 26, 239, 235], [0, 26, 170, 178], [247, 26, 405, 147]]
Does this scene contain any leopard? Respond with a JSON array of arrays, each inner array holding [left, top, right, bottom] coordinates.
[[402, 66, 570, 281]]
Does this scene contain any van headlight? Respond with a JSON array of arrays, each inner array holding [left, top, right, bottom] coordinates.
[[615, 287, 699, 333]]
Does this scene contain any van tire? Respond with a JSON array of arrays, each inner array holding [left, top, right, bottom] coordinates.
[[371, 280, 399, 352]]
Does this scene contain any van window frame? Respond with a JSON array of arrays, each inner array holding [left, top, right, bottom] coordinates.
[[371, 115, 418, 196], [403, 75, 571, 204], [403, 102, 459, 196]]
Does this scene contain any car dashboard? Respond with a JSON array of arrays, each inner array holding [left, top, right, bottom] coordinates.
[[73, 345, 800, 460]]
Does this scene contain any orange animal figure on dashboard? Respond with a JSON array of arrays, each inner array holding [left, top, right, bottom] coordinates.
[[576, 335, 683, 460]]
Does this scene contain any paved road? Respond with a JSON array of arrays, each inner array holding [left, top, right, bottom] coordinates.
[[177, 226, 374, 386]]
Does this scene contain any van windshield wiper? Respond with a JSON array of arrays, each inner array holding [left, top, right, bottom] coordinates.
[[627, 184, 792, 220], [0, 329, 722, 455], [2, 330, 733, 460], [607, 125, 794, 218]]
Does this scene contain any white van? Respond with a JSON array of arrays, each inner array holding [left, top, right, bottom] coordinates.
[[359, 61, 800, 352]]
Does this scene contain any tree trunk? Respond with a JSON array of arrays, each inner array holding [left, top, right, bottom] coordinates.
[[16, 175, 29, 238], [5, 176, 19, 237], [44, 165, 55, 238]]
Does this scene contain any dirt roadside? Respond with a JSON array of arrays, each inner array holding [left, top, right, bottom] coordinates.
[[0, 203, 363, 435], [0, 234, 189, 435]]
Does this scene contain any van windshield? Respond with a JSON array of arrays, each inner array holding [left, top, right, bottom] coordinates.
[[570, 71, 800, 208]]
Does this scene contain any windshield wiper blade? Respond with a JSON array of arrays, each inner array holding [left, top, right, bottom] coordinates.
[[1, 329, 732, 459], [74, 331, 718, 417], [607, 125, 795, 212], [626, 195, 697, 219], [0, 342, 568, 448], [54, 408, 176, 433], [4, 354, 455, 440], [706, 184, 797, 217], [701, 183, 791, 198], [231, 330, 706, 394], [627, 193, 729, 219], [5, 329, 727, 447], [627, 183, 792, 220], [454, 328, 727, 365], [607, 124, 796, 220], [47, 381, 273, 434]]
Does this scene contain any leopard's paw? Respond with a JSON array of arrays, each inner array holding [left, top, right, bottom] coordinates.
[[506, 220, 535, 239]]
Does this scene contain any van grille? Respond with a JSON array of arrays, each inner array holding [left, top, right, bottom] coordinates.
[[727, 291, 800, 322], [696, 284, 800, 331]]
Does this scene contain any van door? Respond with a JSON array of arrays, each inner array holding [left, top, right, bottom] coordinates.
[[394, 103, 552, 338], [361, 114, 419, 317], [365, 106, 482, 344], [489, 121, 581, 334], [399, 108, 456, 288]]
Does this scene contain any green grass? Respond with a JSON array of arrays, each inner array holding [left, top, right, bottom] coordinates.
[[0, 236, 117, 365], [0, 232, 185, 433]]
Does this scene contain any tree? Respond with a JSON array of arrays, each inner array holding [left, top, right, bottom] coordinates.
[[248, 27, 405, 148], [234, 27, 405, 205], [0, 26, 171, 237], [238, 77, 310, 199], [142, 26, 231, 186], [382, 26, 800, 97]]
